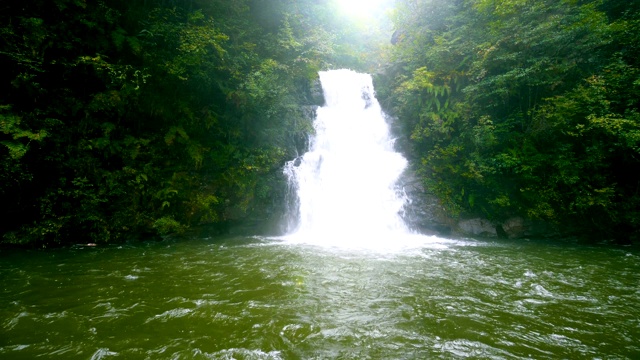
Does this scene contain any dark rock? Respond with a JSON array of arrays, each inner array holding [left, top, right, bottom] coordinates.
[[452, 216, 561, 239], [457, 218, 497, 237], [391, 29, 405, 45], [398, 167, 454, 236], [496, 224, 508, 239], [362, 87, 373, 109], [310, 78, 325, 106], [502, 217, 525, 238]]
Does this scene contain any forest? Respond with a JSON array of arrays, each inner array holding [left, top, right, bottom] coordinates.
[[1, 0, 639, 247]]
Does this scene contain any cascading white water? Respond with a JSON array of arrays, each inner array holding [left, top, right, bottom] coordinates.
[[283, 69, 413, 246]]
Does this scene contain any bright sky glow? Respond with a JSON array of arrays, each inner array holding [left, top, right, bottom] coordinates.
[[336, 0, 387, 18]]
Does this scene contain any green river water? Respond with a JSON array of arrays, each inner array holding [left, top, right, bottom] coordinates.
[[1, 235, 639, 359]]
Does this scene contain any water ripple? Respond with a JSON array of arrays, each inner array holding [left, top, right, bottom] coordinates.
[[0, 237, 638, 358]]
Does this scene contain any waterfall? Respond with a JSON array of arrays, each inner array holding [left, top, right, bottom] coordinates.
[[283, 69, 411, 244]]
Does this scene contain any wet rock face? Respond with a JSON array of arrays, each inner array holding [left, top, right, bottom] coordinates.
[[362, 90, 372, 109], [502, 217, 525, 238], [455, 216, 559, 239], [458, 218, 498, 237], [393, 161, 558, 239], [391, 29, 405, 45], [397, 170, 559, 239], [310, 78, 325, 106], [397, 168, 454, 236]]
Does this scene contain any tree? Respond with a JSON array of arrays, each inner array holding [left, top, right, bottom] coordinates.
[[0, 0, 344, 246], [380, 0, 640, 241]]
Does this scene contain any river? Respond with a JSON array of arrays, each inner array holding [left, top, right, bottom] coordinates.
[[1, 235, 639, 359]]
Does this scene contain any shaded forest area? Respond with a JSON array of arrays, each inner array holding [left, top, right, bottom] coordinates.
[[379, 0, 640, 243], [1, 0, 639, 246], [0, 0, 389, 246]]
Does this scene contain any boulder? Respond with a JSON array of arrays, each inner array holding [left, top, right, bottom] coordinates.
[[502, 217, 526, 238], [398, 168, 454, 236], [457, 218, 497, 237]]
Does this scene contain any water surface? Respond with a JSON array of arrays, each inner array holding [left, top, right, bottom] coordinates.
[[1, 236, 639, 359]]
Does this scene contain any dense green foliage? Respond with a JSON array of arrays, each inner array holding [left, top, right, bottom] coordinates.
[[0, 0, 384, 247], [379, 0, 640, 241], [3, 0, 637, 245]]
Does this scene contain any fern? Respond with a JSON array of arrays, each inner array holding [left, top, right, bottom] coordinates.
[[0, 140, 28, 159]]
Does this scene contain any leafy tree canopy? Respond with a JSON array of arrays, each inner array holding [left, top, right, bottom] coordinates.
[[378, 0, 640, 242]]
